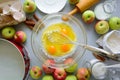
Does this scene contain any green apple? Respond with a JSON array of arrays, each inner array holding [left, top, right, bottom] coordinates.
[[65, 75, 77, 80], [82, 10, 95, 24], [65, 63, 78, 73], [95, 20, 109, 34], [23, 0, 36, 13], [64, 58, 78, 73], [68, 0, 79, 4], [109, 17, 120, 30], [1, 26, 16, 39], [42, 75, 54, 80], [30, 66, 42, 79], [76, 68, 90, 80]]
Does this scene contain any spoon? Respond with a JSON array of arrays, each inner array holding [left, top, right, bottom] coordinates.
[[47, 31, 120, 61], [104, 64, 120, 68]]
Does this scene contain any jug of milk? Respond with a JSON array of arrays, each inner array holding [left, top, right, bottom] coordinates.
[[86, 59, 107, 79]]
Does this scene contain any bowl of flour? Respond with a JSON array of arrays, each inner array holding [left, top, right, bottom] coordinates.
[[103, 30, 120, 54]]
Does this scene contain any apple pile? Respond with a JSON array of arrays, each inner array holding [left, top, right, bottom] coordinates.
[[1, 26, 27, 43], [82, 10, 120, 35], [29, 58, 91, 80], [94, 17, 120, 34], [82, 10, 110, 34]]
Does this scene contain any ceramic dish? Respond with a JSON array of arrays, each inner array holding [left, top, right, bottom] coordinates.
[[35, 0, 67, 14], [11, 41, 30, 80], [0, 38, 25, 80]]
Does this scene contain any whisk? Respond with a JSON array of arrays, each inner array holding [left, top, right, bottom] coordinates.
[[47, 31, 120, 61]]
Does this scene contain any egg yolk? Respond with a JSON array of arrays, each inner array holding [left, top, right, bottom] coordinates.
[[47, 45, 56, 54], [61, 28, 68, 35], [61, 44, 70, 52]]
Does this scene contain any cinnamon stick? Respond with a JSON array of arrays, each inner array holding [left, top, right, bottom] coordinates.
[[25, 14, 41, 30], [33, 13, 40, 21], [25, 20, 35, 26], [26, 24, 34, 30]]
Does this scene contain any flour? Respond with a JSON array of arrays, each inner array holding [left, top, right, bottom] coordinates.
[[104, 30, 120, 54]]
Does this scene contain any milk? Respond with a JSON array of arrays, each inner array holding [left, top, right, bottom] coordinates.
[[94, 3, 111, 20], [92, 62, 107, 79]]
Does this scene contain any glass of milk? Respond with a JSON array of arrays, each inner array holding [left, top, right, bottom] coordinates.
[[86, 59, 107, 79], [91, 62, 107, 79]]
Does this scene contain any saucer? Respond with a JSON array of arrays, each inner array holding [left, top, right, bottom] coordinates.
[[35, 0, 67, 14]]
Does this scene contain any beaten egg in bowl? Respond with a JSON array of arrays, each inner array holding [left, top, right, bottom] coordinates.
[[41, 23, 76, 57]]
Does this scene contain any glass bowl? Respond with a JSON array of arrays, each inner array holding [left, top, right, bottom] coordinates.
[[31, 13, 87, 68]]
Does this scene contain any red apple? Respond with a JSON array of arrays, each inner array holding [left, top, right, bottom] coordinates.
[[64, 58, 78, 73], [14, 31, 27, 43], [76, 68, 90, 80], [53, 68, 67, 80], [95, 20, 109, 34], [42, 59, 55, 74], [82, 10, 95, 24], [30, 66, 42, 79]]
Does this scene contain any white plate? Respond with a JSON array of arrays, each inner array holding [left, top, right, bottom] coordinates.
[[35, 0, 67, 14], [0, 39, 25, 80]]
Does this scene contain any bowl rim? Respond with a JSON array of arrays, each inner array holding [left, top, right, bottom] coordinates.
[[31, 12, 87, 68]]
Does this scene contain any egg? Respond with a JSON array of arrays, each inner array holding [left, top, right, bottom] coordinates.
[[47, 45, 56, 54], [42, 23, 76, 57], [61, 28, 69, 35], [61, 44, 70, 52]]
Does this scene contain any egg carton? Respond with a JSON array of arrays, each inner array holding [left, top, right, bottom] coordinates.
[[0, 0, 26, 29]]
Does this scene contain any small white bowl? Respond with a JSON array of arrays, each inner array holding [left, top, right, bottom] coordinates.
[[35, 0, 67, 14]]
